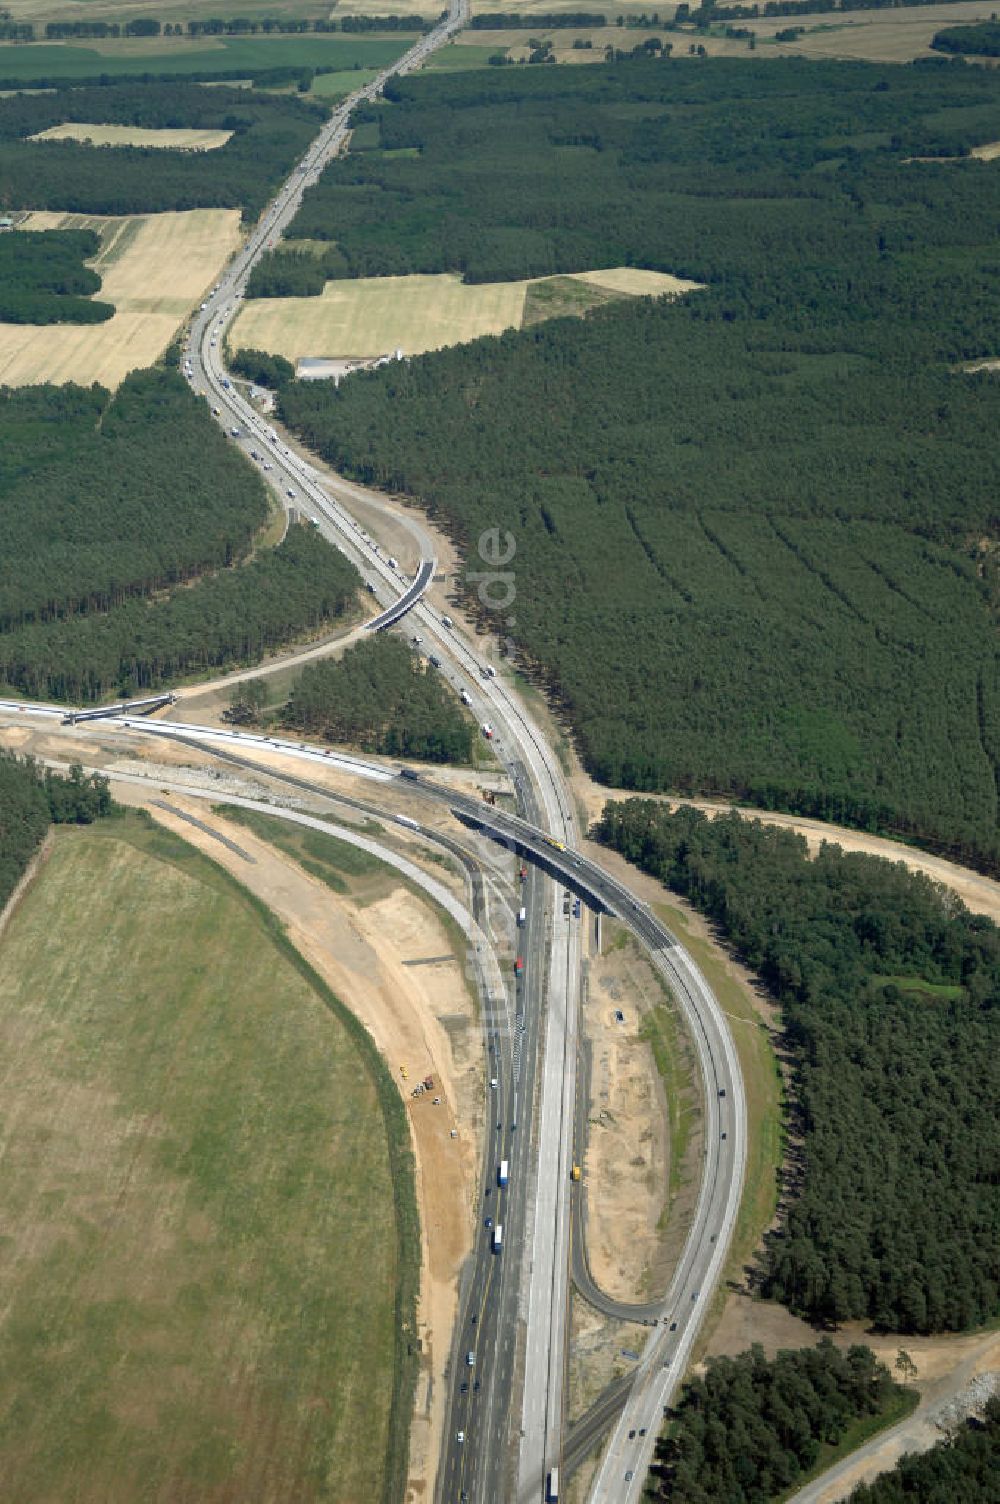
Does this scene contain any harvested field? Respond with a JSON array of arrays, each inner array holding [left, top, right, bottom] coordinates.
[[461, 0, 1000, 63], [29, 121, 233, 149], [233, 266, 699, 362], [0, 816, 410, 1503], [0, 207, 240, 388]]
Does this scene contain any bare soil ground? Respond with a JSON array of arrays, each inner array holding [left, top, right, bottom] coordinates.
[[583, 930, 690, 1303], [124, 789, 484, 1504], [567, 1294, 647, 1423], [0, 208, 240, 388], [29, 122, 232, 149]]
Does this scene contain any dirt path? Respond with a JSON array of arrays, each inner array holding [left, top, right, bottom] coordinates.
[[118, 788, 483, 1504], [705, 1293, 1000, 1500], [568, 767, 1000, 923]]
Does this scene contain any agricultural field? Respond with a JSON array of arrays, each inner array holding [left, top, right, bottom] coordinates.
[[232, 266, 698, 361], [0, 816, 413, 1502], [0, 209, 239, 387], [2, 0, 331, 25], [0, 33, 410, 84], [310, 65, 381, 98], [457, 0, 1000, 64], [29, 122, 233, 149]]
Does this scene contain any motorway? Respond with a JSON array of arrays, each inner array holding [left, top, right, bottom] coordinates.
[[9, 8, 746, 1497], [2, 691, 747, 1501]]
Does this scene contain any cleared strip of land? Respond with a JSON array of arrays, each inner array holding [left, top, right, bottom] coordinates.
[[0, 207, 240, 387], [232, 266, 700, 362], [29, 121, 233, 150], [0, 816, 410, 1502]]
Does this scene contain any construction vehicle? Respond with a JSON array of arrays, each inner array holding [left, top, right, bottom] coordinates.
[[423, 1076, 434, 1090]]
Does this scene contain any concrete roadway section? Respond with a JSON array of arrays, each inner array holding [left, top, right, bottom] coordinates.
[[185, 42, 587, 1499], [0, 700, 744, 1500], [6, 13, 743, 1491]]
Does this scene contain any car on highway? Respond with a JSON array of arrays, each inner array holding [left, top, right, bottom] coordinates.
[[466, 1350, 475, 1366], [456, 1431, 465, 1445], [484, 1216, 493, 1229]]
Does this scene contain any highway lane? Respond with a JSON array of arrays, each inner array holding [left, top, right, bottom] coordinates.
[[0, 693, 744, 1500], [183, 44, 585, 1492], [5, 10, 745, 1488]]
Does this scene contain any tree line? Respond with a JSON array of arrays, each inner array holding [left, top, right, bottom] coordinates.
[[0, 83, 321, 218], [597, 800, 1000, 1333], [932, 21, 1000, 55], [276, 56, 1000, 870], [284, 635, 475, 763], [650, 1341, 907, 1502], [0, 229, 112, 325], [0, 752, 114, 915]]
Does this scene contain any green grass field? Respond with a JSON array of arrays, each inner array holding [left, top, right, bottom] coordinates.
[[310, 65, 381, 99], [421, 41, 500, 70], [0, 815, 417, 1503], [0, 34, 409, 83]]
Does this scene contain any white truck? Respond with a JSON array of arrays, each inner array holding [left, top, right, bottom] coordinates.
[[492, 1223, 503, 1254], [498, 1159, 509, 1188], [517, 906, 526, 926]]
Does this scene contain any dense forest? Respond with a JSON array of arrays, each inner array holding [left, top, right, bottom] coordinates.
[[277, 57, 1000, 868], [0, 229, 112, 324], [0, 371, 268, 631], [0, 83, 321, 218], [848, 1399, 1000, 1502], [0, 372, 360, 700], [230, 346, 295, 391], [649, 1341, 906, 1502], [0, 524, 359, 701], [0, 753, 113, 912], [285, 635, 475, 762], [597, 801, 1000, 1332], [932, 21, 1000, 56]]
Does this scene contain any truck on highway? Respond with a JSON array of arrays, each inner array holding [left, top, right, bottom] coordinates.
[[547, 1468, 559, 1501], [498, 1159, 509, 1187], [482, 723, 494, 739], [492, 1223, 503, 1253], [517, 906, 526, 925], [460, 689, 472, 706]]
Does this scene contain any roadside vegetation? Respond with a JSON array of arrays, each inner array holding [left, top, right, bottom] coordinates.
[[598, 801, 1000, 1335], [848, 1397, 1000, 1502], [0, 227, 113, 323], [0, 370, 360, 700], [0, 812, 416, 1502], [651, 1341, 915, 1504], [0, 82, 322, 218], [284, 634, 476, 762], [277, 56, 1000, 871]]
